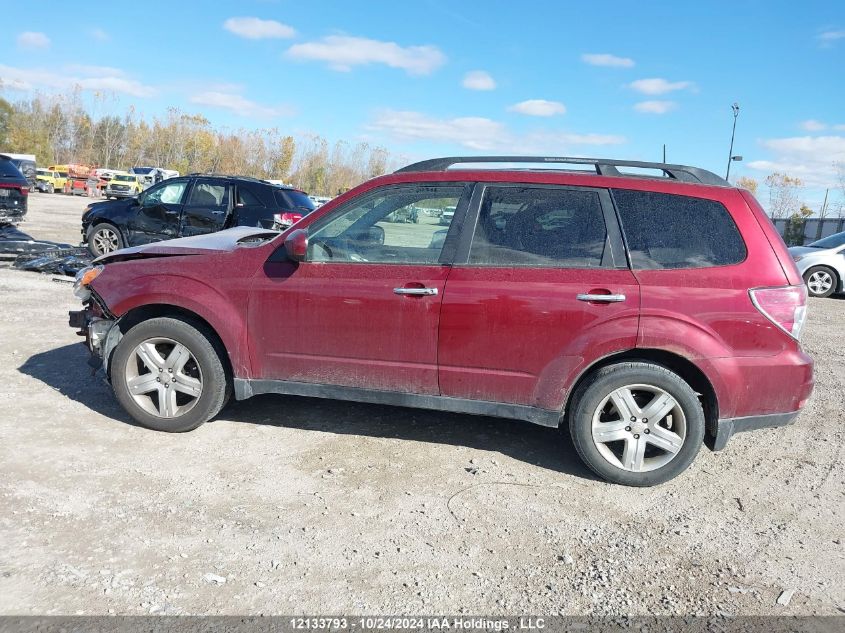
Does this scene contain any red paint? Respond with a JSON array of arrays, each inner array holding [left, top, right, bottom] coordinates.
[[89, 168, 814, 423]]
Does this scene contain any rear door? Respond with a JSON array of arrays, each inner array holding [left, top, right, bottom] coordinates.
[[438, 183, 640, 411], [180, 178, 231, 237]]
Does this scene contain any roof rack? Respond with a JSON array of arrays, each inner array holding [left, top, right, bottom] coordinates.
[[394, 156, 729, 187]]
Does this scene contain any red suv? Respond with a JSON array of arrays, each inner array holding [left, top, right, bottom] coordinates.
[[69, 157, 814, 486]]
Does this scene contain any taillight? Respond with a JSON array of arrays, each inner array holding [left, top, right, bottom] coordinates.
[[20, 186, 29, 196], [749, 285, 808, 340], [273, 211, 302, 228]]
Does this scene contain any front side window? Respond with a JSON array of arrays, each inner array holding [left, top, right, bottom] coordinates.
[[306, 184, 465, 264], [468, 186, 608, 267], [143, 180, 188, 206], [611, 189, 746, 269]]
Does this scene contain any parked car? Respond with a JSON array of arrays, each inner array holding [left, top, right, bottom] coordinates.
[[788, 230, 845, 298], [129, 166, 179, 188], [2, 153, 37, 190], [81, 174, 316, 256], [439, 205, 456, 226], [0, 154, 29, 224], [104, 172, 144, 199], [35, 168, 63, 193], [69, 156, 813, 486]]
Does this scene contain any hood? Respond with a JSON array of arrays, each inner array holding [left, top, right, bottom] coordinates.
[[94, 226, 280, 264], [787, 245, 829, 257], [84, 197, 135, 217]]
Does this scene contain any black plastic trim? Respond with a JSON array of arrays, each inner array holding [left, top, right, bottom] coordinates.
[[234, 378, 561, 427], [711, 411, 799, 451]]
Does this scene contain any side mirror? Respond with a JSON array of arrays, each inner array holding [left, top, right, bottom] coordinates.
[[284, 229, 308, 262]]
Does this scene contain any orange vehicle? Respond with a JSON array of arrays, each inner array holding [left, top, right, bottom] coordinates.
[[49, 164, 93, 195]]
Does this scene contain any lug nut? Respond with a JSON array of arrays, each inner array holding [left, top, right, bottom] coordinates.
[[644, 429, 650, 434], [643, 418, 648, 423], [630, 416, 636, 422], [625, 426, 631, 432], [633, 434, 640, 439], [159, 368, 163, 372], [168, 369, 172, 373], [156, 377, 161, 382]]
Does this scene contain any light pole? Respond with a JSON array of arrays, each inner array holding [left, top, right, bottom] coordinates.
[[725, 102, 740, 181]]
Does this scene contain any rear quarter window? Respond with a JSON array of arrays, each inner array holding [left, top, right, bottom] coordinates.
[[611, 189, 746, 270]]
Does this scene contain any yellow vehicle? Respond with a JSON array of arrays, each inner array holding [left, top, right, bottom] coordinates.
[[36, 168, 66, 193], [104, 172, 143, 199]]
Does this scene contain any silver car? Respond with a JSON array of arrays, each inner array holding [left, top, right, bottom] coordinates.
[[788, 230, 845, 298]]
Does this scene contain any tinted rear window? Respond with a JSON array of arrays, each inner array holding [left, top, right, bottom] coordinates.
[[612, 189, 746, 269], [0, 159, 24, 178], [274, 189, 316, 213]]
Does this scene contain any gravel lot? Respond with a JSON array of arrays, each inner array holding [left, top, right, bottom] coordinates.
[[0, 193, 843, 616]]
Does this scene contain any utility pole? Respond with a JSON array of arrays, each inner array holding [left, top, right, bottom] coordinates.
[[725, 103, 740, 181], [663, 144, 666, 163], [819, 188, 829, 219]]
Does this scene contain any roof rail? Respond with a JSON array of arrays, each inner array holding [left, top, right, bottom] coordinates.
[[394, 156, 729, 187]]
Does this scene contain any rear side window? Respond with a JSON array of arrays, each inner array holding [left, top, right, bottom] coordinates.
[[611, 189, 746, 269], [468, 186, 608, 268], [237, 186, 264, 207]]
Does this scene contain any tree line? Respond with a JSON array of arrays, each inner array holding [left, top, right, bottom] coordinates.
[[0, 91, 400, 196]]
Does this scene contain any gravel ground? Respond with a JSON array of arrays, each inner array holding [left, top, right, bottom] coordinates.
[[0, 194, 843, 616]]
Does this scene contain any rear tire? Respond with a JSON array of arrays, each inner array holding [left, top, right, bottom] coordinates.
[[568, 362, 705, 486], [87, 223, 124, 256], [803, 266, 837, 298], [111, 317, 230, 432]]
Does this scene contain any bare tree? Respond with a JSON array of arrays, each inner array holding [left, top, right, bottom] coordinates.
[[765, 173, 803, 219]]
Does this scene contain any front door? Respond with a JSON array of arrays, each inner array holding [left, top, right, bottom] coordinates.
[[180, 178, 231, 237], [438, 184, 640, 410], [129, 179, 189, 245], [249, 183, 472, 394]]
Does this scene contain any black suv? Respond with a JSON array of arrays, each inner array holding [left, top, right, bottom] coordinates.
[[81, 174, 315, 256], [0, 155, 29, 225]]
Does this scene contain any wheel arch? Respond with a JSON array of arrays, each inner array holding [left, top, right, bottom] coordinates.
[[114, 304, 234, 383], [562, 348, 719, 446]]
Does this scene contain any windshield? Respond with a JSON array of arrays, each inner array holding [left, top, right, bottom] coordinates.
[[113, 174, 136, 183], [131, 167, 154, 175], [808, 231, 845, 249], [0, 159, 24, 178], [37, 169, 49, 176]]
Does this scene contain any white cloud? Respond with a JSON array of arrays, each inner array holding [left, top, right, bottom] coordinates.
[[507, 99, 566, 117], [799, 119, 827, 131], [835, 124, 845, 131], [629, 78, 694, 95], [90, 28, 110, 41], [634, 100, 677, 114], [17, 32, 50, 50], [462, 70, 496, 91], [66, 64, 126, 77], [223, 17, 296, 39], [190, 90, 294, 118], [581, 53, 634, 68], [0, 64, 155, 97], [286, 35, 446, 75], [817, 29, 845, 46], [747, 135, 845, 187], [367, 109, 624, 152]]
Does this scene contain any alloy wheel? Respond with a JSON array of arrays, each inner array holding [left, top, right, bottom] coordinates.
[[124, 337, 204, 418], [591, 383, 687, 473], [93, 228, 119, 254], [807, 270, 833, 296]]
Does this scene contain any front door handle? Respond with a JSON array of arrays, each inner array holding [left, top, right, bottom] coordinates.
[[577, 293, 626, 303], [394, 287, 438, 296]]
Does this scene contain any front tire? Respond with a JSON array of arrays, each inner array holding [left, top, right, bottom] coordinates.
[[569, 362, 705, 486], [804, 266, 837, 298], [87, 223, 123, 256], [111, 317, 230, 432]]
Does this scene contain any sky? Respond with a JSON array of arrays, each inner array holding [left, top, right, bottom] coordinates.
[[1, 0, 844, 212]]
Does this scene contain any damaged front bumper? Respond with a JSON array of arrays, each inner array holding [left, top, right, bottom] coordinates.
[[68, 304, 122, 376]]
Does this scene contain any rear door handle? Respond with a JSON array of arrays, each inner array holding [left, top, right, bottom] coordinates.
[[394, 287, 438, 296], [577, 293, 626, 303]]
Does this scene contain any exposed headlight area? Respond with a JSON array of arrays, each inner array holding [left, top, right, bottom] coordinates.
[[72, 265, 104, 300]]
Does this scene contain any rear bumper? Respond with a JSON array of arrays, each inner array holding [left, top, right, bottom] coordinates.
[[0, 205, 27, 223], [711, 410, 800, 451]]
